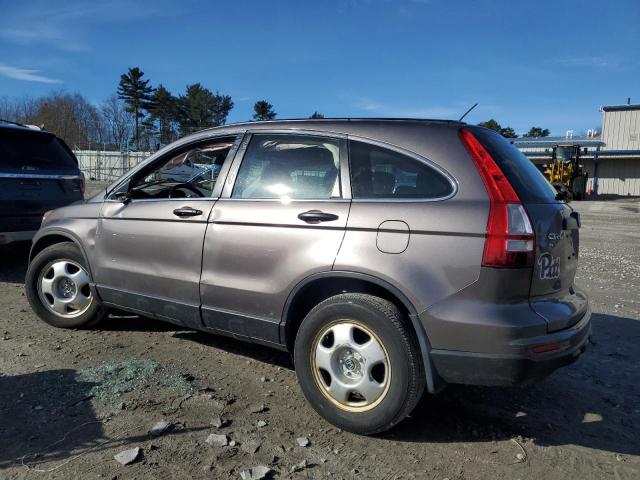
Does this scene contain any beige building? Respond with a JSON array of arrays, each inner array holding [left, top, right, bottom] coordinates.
[[514, 103, 640, 197]]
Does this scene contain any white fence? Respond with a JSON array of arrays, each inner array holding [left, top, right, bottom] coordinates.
[[74, 150, 152, 182]]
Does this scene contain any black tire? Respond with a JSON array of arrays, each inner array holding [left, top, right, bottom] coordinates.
[[294, 293, 425, 435], [25, 242, 105, 329]]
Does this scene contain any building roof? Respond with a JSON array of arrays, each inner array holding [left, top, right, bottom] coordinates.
[[512, 135, 605, 148], [601, 104, 640, 112]]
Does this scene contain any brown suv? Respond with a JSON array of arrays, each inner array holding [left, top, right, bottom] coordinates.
[[25, 119, 591, 434]]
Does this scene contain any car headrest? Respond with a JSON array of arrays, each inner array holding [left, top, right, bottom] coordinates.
[[372, 171, 395, 194]]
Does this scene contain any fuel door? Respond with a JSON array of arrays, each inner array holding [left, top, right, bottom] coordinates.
[[376, 220, 410, 254]]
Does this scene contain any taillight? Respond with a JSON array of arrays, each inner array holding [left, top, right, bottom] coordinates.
[[79, 172, 86, 194], [459, 128, 535, 268]]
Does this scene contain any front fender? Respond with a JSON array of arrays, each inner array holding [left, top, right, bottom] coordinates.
[[29, 201, 102, 277]]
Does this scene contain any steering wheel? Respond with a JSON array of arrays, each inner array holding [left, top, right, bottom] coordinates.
[[168, 183, 205, 198]]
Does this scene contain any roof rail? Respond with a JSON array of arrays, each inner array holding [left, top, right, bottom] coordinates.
[[0, 118, 27, 127], [0, 119, 42, 130]]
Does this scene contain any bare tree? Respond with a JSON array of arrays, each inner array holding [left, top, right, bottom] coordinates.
[[32, 91, 103, 148], [102, 94, 133, 150], [0, 94, 39, 125]]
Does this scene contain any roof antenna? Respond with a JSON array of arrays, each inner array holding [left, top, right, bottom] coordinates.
[[458, 103, 478, 122]]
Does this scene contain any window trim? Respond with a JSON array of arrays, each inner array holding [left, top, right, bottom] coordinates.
[[346, 135, 458, 203], [105, 133, 245, 203], [221, 130, 349, 201]]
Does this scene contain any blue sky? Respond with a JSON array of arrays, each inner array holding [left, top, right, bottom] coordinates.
[[0, 0, 638, 135]]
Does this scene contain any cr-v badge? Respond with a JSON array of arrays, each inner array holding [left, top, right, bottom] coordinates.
[[538, 253, 561, 279]]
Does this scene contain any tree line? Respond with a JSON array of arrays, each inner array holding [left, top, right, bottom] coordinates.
[[1, 65, 552, 151], [477, 119, 550, 138], [0, 66, 324, 151]]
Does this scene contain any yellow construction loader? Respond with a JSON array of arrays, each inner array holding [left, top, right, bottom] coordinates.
[[542, 145, 588, 200]]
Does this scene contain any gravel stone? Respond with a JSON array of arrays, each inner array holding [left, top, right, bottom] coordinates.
[[239, 465, 271, 480], [114, 447, 141, 465], [149, 420, 172, 436], [206, 433, 229, 446]]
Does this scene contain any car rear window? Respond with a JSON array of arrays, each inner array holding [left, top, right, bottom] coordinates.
[[470, 127, 557, 204], [0, 128, 78, 173]]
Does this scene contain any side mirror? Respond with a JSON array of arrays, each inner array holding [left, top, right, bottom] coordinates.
[[115, 191, 132, 204]]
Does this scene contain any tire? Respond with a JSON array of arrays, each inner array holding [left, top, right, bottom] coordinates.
[[294, 293, 425, 435], [25, 242, 105, 329]]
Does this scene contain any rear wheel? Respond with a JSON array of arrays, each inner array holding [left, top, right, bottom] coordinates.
[[294, 293, 425, 435], [26, 242, 105, 328]]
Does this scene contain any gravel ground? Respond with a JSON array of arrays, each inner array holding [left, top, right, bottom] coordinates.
[[0, 199, 638, 480]]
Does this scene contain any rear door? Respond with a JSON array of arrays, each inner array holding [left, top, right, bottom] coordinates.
[[471, 127, 588, 332], [0, 127, 82, 234], [199, 132, 349, 345]]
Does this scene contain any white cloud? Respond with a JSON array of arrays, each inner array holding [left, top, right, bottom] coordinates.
[[0, 0, 189, 52], [0, 63, 62, 83]]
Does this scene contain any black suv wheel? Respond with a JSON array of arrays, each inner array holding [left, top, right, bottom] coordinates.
[[294, 293, 425, 434]]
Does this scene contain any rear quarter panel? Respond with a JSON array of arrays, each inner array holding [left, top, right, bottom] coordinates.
[[334, 124, 489, 314]]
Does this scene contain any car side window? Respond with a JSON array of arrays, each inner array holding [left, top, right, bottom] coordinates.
[[349, 140, 453, 199], [232, 134, 341, 200], [125, 137, 236, 200]]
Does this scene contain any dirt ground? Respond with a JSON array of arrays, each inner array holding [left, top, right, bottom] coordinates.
[[0, 198, 638, 480]]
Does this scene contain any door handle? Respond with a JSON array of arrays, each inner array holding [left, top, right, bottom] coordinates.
[[297, 210, 339, 224], [173, 207, 203, 218]]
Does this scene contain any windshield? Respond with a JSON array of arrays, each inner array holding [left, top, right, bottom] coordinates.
[[555, 146, 577, 164]]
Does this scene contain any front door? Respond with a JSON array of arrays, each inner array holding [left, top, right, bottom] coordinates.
[[200, 132, 349, 345], [94, 135, 240, 329]]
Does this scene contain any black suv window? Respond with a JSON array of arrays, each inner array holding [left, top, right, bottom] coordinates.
[[0, 128, 77, 173], [232, 134, 340, 200], [349, 140, 453, 199]]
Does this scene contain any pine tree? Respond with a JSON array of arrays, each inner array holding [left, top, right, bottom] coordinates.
[[524, 127, 550, 138], [148, 84, 178, 145], [478, 119, 518, 138], [117, 67, 154, 150], [177, 83, 234, 136], [253, 100, 276, 121], [500, 127, 518, 138]]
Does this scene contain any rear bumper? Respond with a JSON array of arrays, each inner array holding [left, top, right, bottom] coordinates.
[[0, 230, 37, 245], [431, 306, 591, 386]]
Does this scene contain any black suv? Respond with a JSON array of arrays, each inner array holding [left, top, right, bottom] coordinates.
[[0, 121, 84, 245]]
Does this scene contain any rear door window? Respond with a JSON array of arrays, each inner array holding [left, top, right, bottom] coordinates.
[[349, 140, 453, 199], [232, 134, 341, 200], [0, 128, 78, 173], [469, 127, 558, 204]]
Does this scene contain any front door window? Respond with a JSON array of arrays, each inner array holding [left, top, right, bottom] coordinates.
[[128, 138, 236, 199]]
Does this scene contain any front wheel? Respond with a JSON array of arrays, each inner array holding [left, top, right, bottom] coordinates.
[[26, 242, 105, 329], [294, 293, 425, 435]]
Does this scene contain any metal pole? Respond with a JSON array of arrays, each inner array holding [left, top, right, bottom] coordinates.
[[592, 147, 600, 197]]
